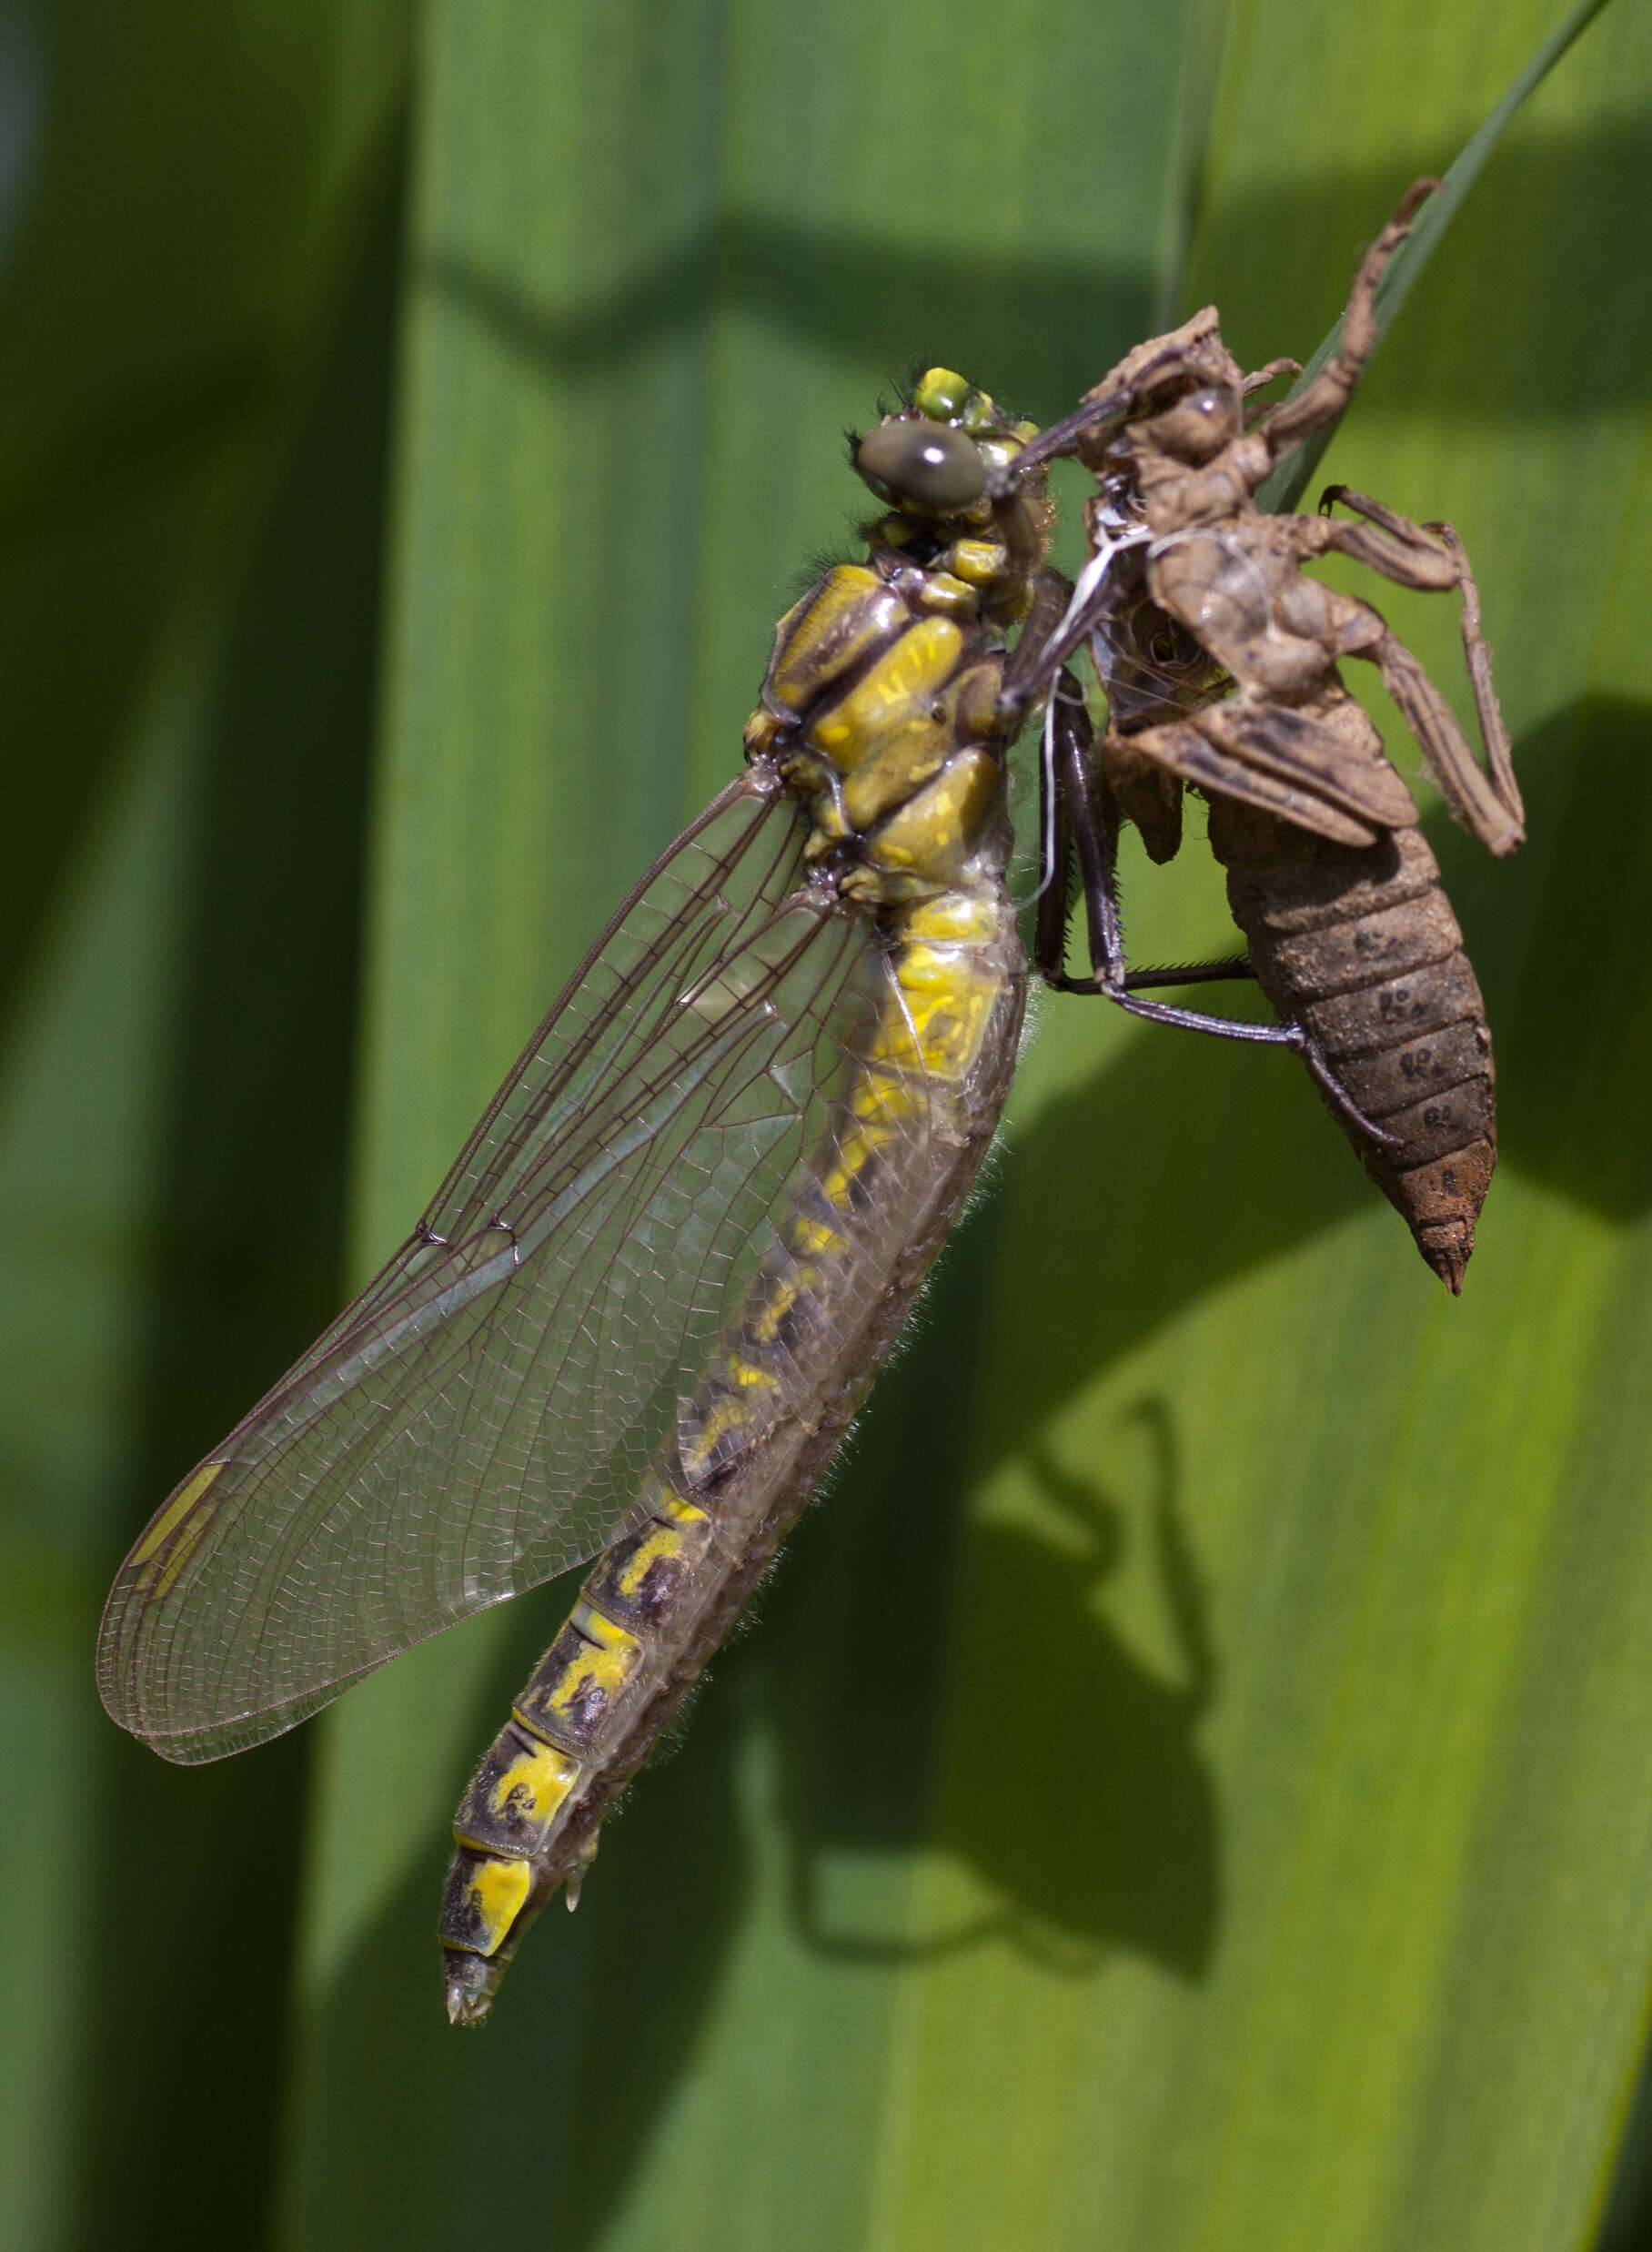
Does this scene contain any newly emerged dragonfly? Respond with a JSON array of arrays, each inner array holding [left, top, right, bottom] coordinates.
[[99, 369, 1073, 2024]]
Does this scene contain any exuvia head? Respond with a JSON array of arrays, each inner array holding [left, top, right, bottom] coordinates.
[[1136, 381, 1241, 465], [853, 367, 1036, 520]]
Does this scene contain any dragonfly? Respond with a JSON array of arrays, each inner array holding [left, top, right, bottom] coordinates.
[[99, 366, 1097, 2025]]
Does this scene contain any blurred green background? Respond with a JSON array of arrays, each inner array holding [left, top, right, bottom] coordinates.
[[3, 2, 1651, 2247]]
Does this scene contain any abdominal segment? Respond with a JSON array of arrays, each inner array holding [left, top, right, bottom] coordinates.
[[1215, 806, 1495, 1292]]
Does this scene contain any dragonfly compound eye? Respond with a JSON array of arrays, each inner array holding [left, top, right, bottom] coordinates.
[[855, 418, 987, 511]]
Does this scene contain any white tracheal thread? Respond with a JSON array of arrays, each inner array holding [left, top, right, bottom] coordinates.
[[1021, 520, 1151, 912]]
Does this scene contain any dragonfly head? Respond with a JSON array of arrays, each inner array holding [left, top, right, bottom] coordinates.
[[854, 369, 1047, 585], [853, 367, 1041, 519]]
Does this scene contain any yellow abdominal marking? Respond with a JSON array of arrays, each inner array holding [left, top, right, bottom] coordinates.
[[903, 891, 1001, 942], [750, 1264, 818, 1343], [850, 1059, 920, 1122], [617, 1523, 685, 1599], [682, 1390, 761, 1479], [864, 951, 998, 1084], [724, 1352, 781, 1393], [535, 1602, 640, 1719], [461, 1856, 533, 1955], [817, 1111, 900, 1211], [790, 1214, 849, 1259], [487, 1741, 579, 1830]]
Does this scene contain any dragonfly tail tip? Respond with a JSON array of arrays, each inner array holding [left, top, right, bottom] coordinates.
[[443, 1948, 499, 2027]]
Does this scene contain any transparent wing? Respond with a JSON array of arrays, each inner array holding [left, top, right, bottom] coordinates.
[[99, 773, 894, 1762]]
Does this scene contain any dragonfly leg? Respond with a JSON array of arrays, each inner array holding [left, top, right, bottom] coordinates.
[[1000, 566, 1092, 725]]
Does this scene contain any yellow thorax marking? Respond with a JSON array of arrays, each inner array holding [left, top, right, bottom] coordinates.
[[948, 538, 1007, 587], [770, 565, 901, 712], [864, 746, 999, 884], [807, 617, 963, 766]]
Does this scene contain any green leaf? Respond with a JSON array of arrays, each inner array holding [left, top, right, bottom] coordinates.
[[0, 8, 408, 2250], [1255, 0, 1617, 512], [285, 2, 1652, 2247], [11, 1, 1648, 2248]]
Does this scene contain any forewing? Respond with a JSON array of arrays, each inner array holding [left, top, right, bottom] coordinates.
[[98, 774, 881, 1762]]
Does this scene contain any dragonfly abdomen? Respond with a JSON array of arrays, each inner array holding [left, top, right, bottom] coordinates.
[[439, 897, 1022, 2021]]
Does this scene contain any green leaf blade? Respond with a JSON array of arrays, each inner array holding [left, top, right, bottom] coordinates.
[[110, 1, 1652, 2247]]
